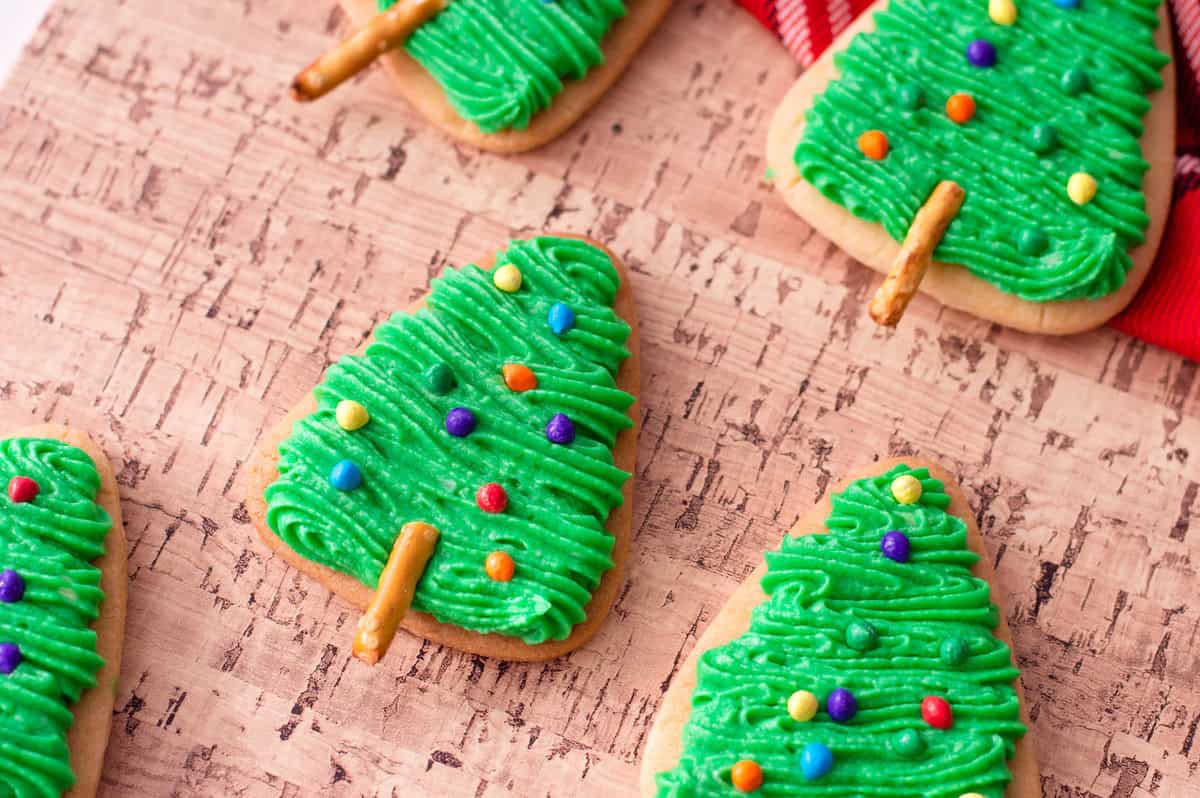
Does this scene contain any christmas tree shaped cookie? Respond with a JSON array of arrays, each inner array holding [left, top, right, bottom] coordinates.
[[247, 235, 639, 662], [0, 426, 127, 798], [289, 0, 672, 152], [643, 459, 1038, 797], [766, 0, 1174, 333]]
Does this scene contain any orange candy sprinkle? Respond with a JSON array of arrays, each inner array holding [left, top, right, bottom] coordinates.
[[857, 129, 889, 160], [502, 363, 537, 392], [945, 93, 976, 124], [485, 551, 515, 582], [730, 760, 764, 792]]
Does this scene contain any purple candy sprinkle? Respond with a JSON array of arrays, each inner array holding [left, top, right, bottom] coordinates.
[[826, 687, 858, 723], [0, 570, 24, 603], [545, 413, 575, 445], [966, 39, 997, 68], [445, 407, 477, 438], [0, 642, 20, 674], [881, 530, 911, 563]]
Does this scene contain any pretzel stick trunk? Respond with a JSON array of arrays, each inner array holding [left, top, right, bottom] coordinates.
[[868, 180, 966, 327], [352, 521, 440, 665], [291, 0, 448, 102]]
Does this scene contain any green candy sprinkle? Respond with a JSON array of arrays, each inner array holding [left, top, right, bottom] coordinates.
[[424, 362, 456, 395]]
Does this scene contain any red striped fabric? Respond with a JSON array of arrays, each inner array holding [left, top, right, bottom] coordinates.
[[742, 0, 1200, 361]]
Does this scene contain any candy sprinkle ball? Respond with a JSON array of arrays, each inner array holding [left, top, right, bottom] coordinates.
[[502, 363, 537, 392], [826, 688, 858, 723], [547, 302, 575, 335], [921, 695, 954, 730], [445, 407, 478, 438], [787, 690, 819, 722], [940, 637, 969, 665], [1030, 123, 1058, 154], [845, 619, 878, 651], [476, 482, 508, 514], [7, 476, 38, 504], [1068, 172, 1098, 205], [880, 530, 911, 562], [0, 570, 25, 603], [1016, 227, 1049, 256], [892, 728, 926, 758], [897, 83, 924, 110], [966, 39, 997, 68], [0, 642, 20, 674], [857, 129, 889, 160], [890, 474, 923, 504], [546, 412, 576, 445], [799, 742, 833, 780], [486, 551, 515, 582], [329, 460, 362, 491], [425, 362, 456, 395], [335, 399, 370, 431], [945, 93, 976, 124], [988, 0, 1017, 25], [1062, 66, 1089, 95], [730, 760, 763, 793], [493, 264, 522, 293]]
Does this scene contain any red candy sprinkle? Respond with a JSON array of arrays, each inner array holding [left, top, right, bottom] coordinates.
[[476, 483, 508, 514], [7, 477, 38, 504], [921, 695, 953, 729]]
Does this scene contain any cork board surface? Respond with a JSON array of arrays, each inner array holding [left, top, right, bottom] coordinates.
[[0, 1, 1198, 796]]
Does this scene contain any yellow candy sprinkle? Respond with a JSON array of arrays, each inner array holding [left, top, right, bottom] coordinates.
[[787, 690, 819, 722], [493, 264, 522, 293], [988, 0, 1017, 25], [891, 474, 923, 505], [336, 399, 370, 431], [1067, 172, 1098, 205]]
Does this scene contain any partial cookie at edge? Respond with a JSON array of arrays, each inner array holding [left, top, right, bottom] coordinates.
[[639, 457, 1039, 797], [338, 0, 674, 153], [10, 424, 128, 798], [765, 0, 1175, 335]]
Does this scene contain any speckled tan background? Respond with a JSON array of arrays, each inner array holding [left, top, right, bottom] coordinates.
[[0, 1, 1196, 795]]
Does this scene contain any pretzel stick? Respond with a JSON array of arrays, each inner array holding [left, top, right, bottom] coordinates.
[[352, 521, 440, 665], [868, 180, 966, 327], [291, 0, 448, 102]]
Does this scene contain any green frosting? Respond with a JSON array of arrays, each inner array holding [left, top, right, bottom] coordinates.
[[266, 237, 634, 644], [656, 464, 1025, 797], [795, 0, 1169, 302], [0, 438, 110, 798], [379, 0, 626, 132]]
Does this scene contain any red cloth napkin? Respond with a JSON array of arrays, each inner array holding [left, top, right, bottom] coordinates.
[[744, 0, 1200, 360]]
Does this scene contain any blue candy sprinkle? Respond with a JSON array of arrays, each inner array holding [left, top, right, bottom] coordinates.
[[799, 742, 834, 780], [547, 302, 575, 335], [330, 460, 363, 491]]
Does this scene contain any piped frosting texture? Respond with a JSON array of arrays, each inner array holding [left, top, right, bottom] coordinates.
[[266, 237, 634, 644], [383, 0, 627, 132], [656, 465, 1025, 797]]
